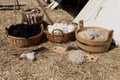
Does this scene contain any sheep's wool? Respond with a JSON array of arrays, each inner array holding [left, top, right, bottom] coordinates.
[[48, 23, 75, 34], [68, 50, 86, 64], [78, 29, 108, 40], [20, 52, 35, 61]]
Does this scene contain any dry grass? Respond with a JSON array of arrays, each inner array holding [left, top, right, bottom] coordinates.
[[0, 0, 120, 80]]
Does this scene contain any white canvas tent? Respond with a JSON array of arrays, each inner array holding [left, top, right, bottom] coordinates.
[[73, 0, 120, 46]]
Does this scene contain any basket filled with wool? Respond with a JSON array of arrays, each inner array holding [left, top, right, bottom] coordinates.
[[45, 20, 76, 43], [6, 23, 44, 47], [75, 20, 113, 53]]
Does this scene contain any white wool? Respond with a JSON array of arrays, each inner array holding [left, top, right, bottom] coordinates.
[[47, 0, 62, 10], [48, 23, 75, 34], [26, 52, 35, 61], [68, 50, 86, 64], [78, 29, 108, 40], [20, 52, 35, 61], [20, 54, 26, 58]]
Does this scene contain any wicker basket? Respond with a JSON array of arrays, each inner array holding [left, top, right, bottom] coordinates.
[[76, 20, 113, 53], [45, 20, 76, 43], [6, 24, 44, 47]]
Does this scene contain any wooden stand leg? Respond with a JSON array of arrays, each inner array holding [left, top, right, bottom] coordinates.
[[16, 0, 20, 10], [13, 0, 16, 11], [13, 0, 20, 12]]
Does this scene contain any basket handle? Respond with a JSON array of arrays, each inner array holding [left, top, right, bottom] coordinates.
[[52, 29, 64, 36], [107, 30, 114, 41], [78, 20, 84, 31], [40, 23, 44, 32], [5, 27, 9, 37]]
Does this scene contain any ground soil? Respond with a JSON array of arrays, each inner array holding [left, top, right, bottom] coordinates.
[[0, 0, 120, 80]]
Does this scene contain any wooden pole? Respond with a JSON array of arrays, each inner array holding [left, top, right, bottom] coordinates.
[[36, 0, 53, 24], [13, 0, 20, 12], [16, 0, 20, 10]]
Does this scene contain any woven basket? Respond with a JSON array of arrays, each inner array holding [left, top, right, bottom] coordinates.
[[6, 24, 44, 47], [45, 20, 76, 43], [76, 20, 113, 53]]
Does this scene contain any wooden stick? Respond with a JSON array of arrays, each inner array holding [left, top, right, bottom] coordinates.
[[32, 16, 35, 24], [13, 0, 16, 12], [13, 0, 20, 13], [36, 0, 53, 24]]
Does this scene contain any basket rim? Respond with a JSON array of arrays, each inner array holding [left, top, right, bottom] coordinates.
[[76, 26, 113, 43], [6, 24, 44, 40], [45, 19, 76, 35], [45, 24, 76, 35], [45, 28, 76, 35], [7, 31, 43, 40]]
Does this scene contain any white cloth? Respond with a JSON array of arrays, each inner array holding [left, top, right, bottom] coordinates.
[[73, 0, 120, 46], [47, 0, 62, 9], [85, 0, 120, 45]]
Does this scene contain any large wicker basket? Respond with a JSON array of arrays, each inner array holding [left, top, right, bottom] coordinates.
[[6, 24, 44, 47], [76, 20, 113, 53], [45, 20, 76, 43]]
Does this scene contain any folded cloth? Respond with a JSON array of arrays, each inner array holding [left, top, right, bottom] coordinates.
[[47, 0, 62, 10]]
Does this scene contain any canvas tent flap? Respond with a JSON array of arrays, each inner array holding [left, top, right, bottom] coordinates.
[[73, 0, 106, 24], [73, 0, 120, 46], [72, 0, 98, 23]]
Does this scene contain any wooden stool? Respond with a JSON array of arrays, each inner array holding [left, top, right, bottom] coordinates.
[[20, 8, 43, 24]]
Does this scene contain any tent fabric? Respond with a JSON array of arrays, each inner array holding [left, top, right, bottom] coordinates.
[[72, 0, 103, 23], [73, 0, 120, 46]]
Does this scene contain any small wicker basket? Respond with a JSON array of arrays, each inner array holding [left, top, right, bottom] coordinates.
[[76, 20, 113, 53], [6, 24, 44, 47], [45, 20, 76, 43]]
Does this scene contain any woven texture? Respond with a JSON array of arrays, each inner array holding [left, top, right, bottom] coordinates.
[[45, 20, 76, 43], [6, 24, 44, 47]]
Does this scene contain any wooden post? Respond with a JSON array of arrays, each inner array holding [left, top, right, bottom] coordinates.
[[13, 0, 20, 12], [13, 0, 16, 11], [16, 0, 20, 10]]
